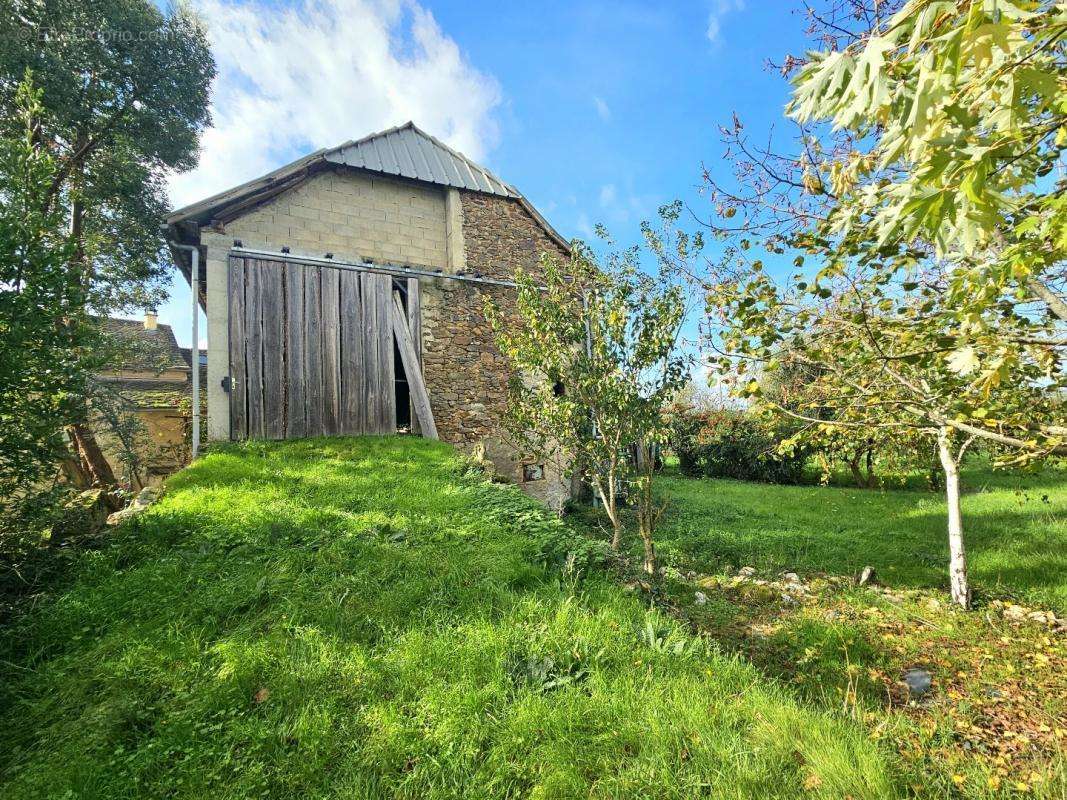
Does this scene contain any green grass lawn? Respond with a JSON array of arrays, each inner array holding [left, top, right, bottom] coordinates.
[[1, 437, 904, 800], [652, 465, 1067, 612]]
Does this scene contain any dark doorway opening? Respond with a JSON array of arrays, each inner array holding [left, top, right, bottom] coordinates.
[[393, 278, 412, 431]]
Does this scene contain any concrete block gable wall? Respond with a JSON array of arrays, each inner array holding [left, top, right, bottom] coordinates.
[[200, 166, 572, 507]]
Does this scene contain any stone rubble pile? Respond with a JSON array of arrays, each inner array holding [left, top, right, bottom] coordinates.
[[674, 565, 1065, 632]]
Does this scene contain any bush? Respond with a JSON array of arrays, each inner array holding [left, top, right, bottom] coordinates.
[[666, 403, 707, 477], [669, 407, 809, 484], [0, 486, 76, 611]]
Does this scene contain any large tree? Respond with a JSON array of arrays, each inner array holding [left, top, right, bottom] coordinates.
[[676, 0, 1064, 607], [0, 0, 215, 481], [0, 78, 91, 498]]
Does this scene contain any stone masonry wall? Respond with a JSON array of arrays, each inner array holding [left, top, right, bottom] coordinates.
[[420, 191, 571, 507], [201, 168, 572, 507]]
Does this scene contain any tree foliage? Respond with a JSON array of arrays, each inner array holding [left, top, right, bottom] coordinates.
[[0, 0, 215, 487], [680, 0, 1066, 608], [485, 244, 689, 573], [0, 0, 216, 312], [0, 77, 92, 497]]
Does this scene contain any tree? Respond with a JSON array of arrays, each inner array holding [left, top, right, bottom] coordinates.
[[0, 0, 215, 479], [695, 1, 1065, 429], [674, 0, 1064, 608], [485, 244, 689, 574], [788, 0, 1066, 329], [0, 76, 93, 498], [704, 259, 1064, 607]]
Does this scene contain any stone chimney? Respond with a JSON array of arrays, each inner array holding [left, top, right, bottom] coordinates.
[[144, 310, 158, 331]]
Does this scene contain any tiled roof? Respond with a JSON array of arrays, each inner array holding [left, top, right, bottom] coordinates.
[[99, 317, 189, 372]]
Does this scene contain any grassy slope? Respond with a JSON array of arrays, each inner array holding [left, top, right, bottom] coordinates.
[[0, 437, 901, 800], [653, 466, 1067, 612]]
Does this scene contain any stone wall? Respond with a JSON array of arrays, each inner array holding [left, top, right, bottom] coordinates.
[[200, 168, 573, 507], [420, 190, 572, 508]]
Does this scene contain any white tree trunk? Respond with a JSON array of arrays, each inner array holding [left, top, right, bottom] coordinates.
[[937, 429, 970, 609]]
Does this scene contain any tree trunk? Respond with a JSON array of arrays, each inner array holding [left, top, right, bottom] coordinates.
[[609, 506, 622, 551], [63, 143, 117, 489], [937, 429, 970, 609], [848, 451, 864, 487], [635, 443, 658, 575], [864, 445, 876, 488], [593, 475, 623, 550], [58, 451, 90, 488], [639, 526, 656, 575], [1026, 276, 1067, 322], [67, 422, 117, 487]]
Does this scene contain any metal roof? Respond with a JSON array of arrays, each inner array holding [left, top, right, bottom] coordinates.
[[166, 121, 569, 254], [167, 122, 523, 227], [324, 123, 516, 197]]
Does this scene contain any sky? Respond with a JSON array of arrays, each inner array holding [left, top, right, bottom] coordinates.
[[157, 0, 812, 350]]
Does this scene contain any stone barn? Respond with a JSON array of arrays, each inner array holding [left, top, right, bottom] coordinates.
[[164, 123, 572, 507]]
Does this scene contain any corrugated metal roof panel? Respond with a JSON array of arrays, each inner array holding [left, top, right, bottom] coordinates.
[[168, 122, 568, 250], [323, 123, 516, 198]]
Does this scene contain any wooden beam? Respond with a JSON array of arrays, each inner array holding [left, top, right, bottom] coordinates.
[[406, 278, 421, 435], [339, 269, 364, 434], [304, 266, 324, 437], [245, 259, 265, 438], [227, 256, 247, 440], [321, 268, 341, 435], [284, 262, 307, 438], [261, 260, 285, 439], [391, 292, 438, 440]]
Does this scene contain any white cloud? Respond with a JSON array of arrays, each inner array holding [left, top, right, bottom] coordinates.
[[592, 95, 611, 121], [706, 0, 745, 44], [596, 181, 657, 227], [574, 212, 595, 240], [598, 183, 617, 207], [168, 0, 502, 209]]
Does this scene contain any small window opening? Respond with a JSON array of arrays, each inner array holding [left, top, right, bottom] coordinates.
[[522, 463, 545, 482]]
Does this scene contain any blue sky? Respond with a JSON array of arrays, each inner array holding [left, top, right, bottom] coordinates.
[[159, 0, 809, 348]]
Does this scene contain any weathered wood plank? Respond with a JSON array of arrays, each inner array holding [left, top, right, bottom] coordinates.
[[392, 292, 437, 439], [227, 256, 247, 440], [284, 263, 306, 438], [406, 278, 421, 435], [245, 258, 265, 438], [304, 267, 324, 437], [321, 267, 341, 435], [360, 272, 380, 435], [339, 269, 364, 434], [261, 259, 285, 439], [378, 275, 395, 434]]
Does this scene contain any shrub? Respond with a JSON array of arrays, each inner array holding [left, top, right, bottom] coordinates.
[[666, 403, 707, 477], [669, 407, 809, 484]]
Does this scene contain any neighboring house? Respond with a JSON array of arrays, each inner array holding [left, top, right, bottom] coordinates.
[[163, 122, 573, 507], [95, 313, 203, 487]]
